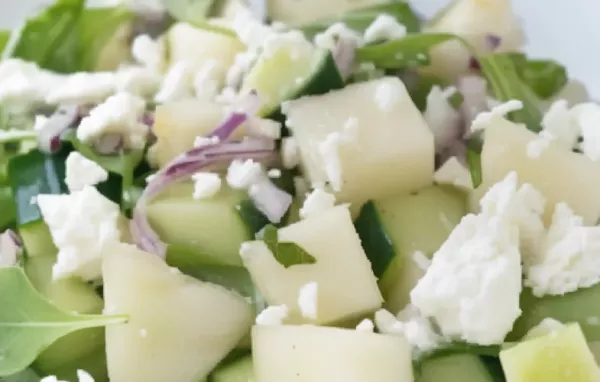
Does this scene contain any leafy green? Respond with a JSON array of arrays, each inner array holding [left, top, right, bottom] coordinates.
[[0, 186, 16, 231], [0, 267, 127, 376], [259, 225, 317, 268], [298, 2, 421, 38], [478, 53, 543, 132], [356, 33, 456, 70], [505, 53, 568, 100], [0, 31, 10, 55], [0, 368, 41, 382], [162, 0, 236, 36], [465, 136, 483, 188]]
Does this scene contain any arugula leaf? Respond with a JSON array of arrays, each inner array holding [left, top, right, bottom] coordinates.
[[478, 53, 543, 132], [506, 54, 567, 100], [0, 368, 41, 382], [298, 2, 421, 38], [259, 225, 317, 268], [0, 186, 16, 231], [11, 0, 85, 73], [0, 267, 127, 377], [356, 33, 456, 70], [0, 31, 10, 55], [466, 136, 483, 188]]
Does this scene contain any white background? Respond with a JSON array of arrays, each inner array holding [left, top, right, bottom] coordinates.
[[0, 0, 598, 97]]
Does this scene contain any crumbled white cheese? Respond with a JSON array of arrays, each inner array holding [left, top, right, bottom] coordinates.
[[77, 370, 95, 382], [246, 117, 282, 139], [0, 232, 19, 266], [262, 31, 313, 60], [194, 135, 220, 148], [541, 99, 580, 148], [226, 50, 259, 89], [470, 100, 524, 132], [154, 61, 194, 103], [374, 80, 403, 113], [374, 309, 404, 335], [33, 114, 49, 131], [318, 133, 344, 192], [77, 92, 148, 150], [363, 14, 407, 44], [297, 281, 318, 319], [226, 159, 263, 189], [248, 177, 293, 224], [355, 318, 375, 332], [40, 376, 64, 382], [0, 59, 51, 105], [424, 85, 461, 151], [573, 102, 600, 161], [299, 188, 336, 219], [526, 131, 554, 159], [267, 168, 281, 178], [131, 34, 165, 72], [65, 152, 109, 192], [193, 59, 222, 100], [433, 156, 473, 190], [411, 251, 431, 271], [374, 308, 441, 352], [230, 8, 276, 51], [255, 304, 289, 326], [281, 137, 300, 169], [191, 172, 222, 199], [314, 22, 363, 51], [37, 186, 121, 281], [46, 72, 116, 105], [115, 66, 161, 97]]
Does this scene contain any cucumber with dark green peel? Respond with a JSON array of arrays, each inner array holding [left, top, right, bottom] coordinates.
[[416, 353, 498, 382], [209, 356, 254, 382]]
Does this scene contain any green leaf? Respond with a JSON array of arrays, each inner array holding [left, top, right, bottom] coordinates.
[[162, 0, 235, 36], [11, 0, 85, 73], [0, 186, 16, 231], [0, 31, 10, 55], [506, 54, 568, 100], [257, 225, 317, 268], [357, 33, 456, 70], [466, 136, 483, 188], [478, 53, 543, 132], [298, 2, 421, 38], [0, 267, 127, 376], [0, 368, 41, 382], [8, 149, 68, 226]]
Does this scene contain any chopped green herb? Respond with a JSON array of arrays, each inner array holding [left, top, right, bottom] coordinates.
[[258, 225, 317, 268], [466, 136, 483, 188], [506, 54, 568, 100], [162, 0, 236, 36]]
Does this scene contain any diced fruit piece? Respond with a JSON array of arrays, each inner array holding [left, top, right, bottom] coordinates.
[[19, 220, 57, 258], [103, 242, 253, 382], [146, 182, 259, 267], [355, 185, 467, 314], [149, 99, 246, 168], [241, 205, 383, 324], [417, 353, 495, 382], [472, 118, 600, 225], [252, 324, 413, 382], [25, 256, 108, 381], [241, 39, 343, 116], [210, 356, 254, 382], [267, 0, 386, 24], [588, 342, 600, 365], [423, 0, 524, 81], [285, 77, 435, 205], [500, 323, 600, 382]]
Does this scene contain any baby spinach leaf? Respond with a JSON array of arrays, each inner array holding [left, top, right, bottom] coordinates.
[[258, 225, 317, 268], [0, 267, 127, 377], [478, 53, 543, 132], [0, 368, 41, 382], [357, 33, 456, 70], [0, 31, 10, 55]]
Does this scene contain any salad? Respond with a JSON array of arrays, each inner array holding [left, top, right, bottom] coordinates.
[[0, 0, 597, 381]]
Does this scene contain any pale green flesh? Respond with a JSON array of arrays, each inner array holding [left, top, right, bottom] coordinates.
[[417, 353, 494, 382]]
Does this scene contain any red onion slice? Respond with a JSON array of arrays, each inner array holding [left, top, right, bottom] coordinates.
[[0, 229, 23, 266], [203, 90, 260, 143], [132, 138, 277, 257], [37, 105, 83, 153]]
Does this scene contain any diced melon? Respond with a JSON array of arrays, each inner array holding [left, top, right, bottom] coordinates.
[[472, 118, 600, 225], [500, 323, 600, 382], [146, 182, 252, 267], [149, 99, 247, 167], [103, 242, 253, 382], [267, 0, 386, 24], [252, 324, 413, 382], [423, 0, 524, 81], [285, 77, 435, 205], [241, 205, 383, 324]]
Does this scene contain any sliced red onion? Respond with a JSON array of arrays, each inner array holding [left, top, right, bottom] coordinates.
[[0, 229, 23, 266], [37, 104, 82, 153], [485, 34, 502, 51], [206, 112, 248, 142], [333, 38, 357, 81], [132, 138, 276, 257], [457, 75, 489, 129], [248, 176, 293, 224], [141, 111, 154, 127]]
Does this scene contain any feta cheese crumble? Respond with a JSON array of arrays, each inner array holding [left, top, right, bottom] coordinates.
[[46, 72, 116, 105], [226, 159, 263, 189], [299, 189, 336, 219], [37, 186, 121, 282], [297, 281, 318, 319], [77, 370, 95, 382], [363, 14, 407, 44], [131, 34, 165, 72], [424, 85, 462, 151], [355, 318, 375, 332], [255, 304, 289, 326], [154, 61, 194, 103], [470, 100, 524, 132], [191, 172, 222, 199], [115, 66, 161, 98], [374, 80, 403, 113], [193, 59, 222, 100], [314, 23, 363, 51], [411, 251, 431, 271], [281, 137, 300, 169], [65, 152, 109, 192], [318, 133, 344, 192], [374, 308, 441, 352], [77, 92, 148, 150], [433, 156, 473, 190]]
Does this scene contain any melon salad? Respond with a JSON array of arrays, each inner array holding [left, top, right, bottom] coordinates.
[[0, 0, 599, 381]]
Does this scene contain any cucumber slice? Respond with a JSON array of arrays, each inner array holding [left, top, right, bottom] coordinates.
[[267, 0, 386, 25], [240, 41, 344, 117], [417, 353, 495, 382], [146, 182, 267, 267], [355, 185, 466, 314], [210, 356, 254, 382], [19, 220, 57, 258]]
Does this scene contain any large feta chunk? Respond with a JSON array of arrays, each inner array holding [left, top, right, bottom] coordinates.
[[363, 14, 407, 44], [77, 92, 148, 150], [65, 152, 109, 192], [37, 186, 121, 281], [191, 172, 222, 199]]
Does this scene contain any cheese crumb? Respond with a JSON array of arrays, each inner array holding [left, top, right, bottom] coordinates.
[[374, 308, 441, 351], [281, 137, 300, 169], [194, 135, 220, 148], [318, 133, 344, 192], [256, 304, 289, 326], [65, 152, 109, 192], [300, 189, 336, 219], [470, 100, 524, 132], [154, 61, 194, 103], [46, 72, 115, 105], [424, 85, 461, 151], [193, 59, 222, 100], [297, 281, 318, 319], [356, 318, 375, 332], [33, 114, 48, 131], [374, 80, 403, 112], [267, 168, 281, 178], [191, 172, 222, 199], [226, 159, 263, 189], [314, 23, 363, 51], [76, 370, 95, 382], [131, 34, 165, 71], [363, 14, 407, 44]]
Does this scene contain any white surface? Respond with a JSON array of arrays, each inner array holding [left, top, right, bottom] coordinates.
[[0, 0, 598, 97]]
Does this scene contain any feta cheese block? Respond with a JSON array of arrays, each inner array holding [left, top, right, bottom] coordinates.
[[103, 242, 253, 382], [252, 324, 413, 382], [285, 77, 435, 205], [472, 117, 600, 225], [240, 205, 383, 324]]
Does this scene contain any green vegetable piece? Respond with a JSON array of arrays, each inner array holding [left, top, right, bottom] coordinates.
[[1, 368, 41, 382], [0, 267, 127, 377], [0, 185, 16, 231], [162, 0, 235, 36], [465, 136, 483, 188], [11, 0, 85, 73], [506, 53, 568, 100], [298, 3, 421, 38], [0, 30, 10, 55], [478, 53, 543, 132], [258, 225, 317, 268], [354, 201, 395, 278], [357, 33, 456, 70]]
